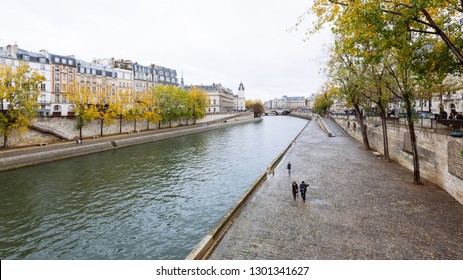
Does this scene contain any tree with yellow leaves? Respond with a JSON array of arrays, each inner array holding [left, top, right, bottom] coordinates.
[[67, 83, 99, 138], [308, 0, 463, 64], [186, 86, 209, 125], [0, 62, 45, 148], [246, 99, 265, 118]]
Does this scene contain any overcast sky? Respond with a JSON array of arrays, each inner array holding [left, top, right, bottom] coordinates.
[[1, 0, 332, 101]]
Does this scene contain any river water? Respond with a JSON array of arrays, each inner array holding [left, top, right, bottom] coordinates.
[[0, 116, 308, 259]]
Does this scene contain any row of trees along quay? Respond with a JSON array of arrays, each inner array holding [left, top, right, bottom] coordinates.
[[306, 1, 463, 185], [0, 62, 211, 148]]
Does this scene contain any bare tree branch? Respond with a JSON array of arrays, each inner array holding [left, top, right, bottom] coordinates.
[[408, 28, 438, 35]]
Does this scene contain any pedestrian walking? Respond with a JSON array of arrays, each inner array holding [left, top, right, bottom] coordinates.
[[287, 162, 292, 175], [291, 181, 299, 200], [299, 181, 308, 202]]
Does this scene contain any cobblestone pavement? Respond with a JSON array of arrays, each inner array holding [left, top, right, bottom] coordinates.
[[210, 118, 463, 259]]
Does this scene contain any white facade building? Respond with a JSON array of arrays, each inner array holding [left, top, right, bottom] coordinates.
[[186, 83, 234, 113], [233, 82, 246, 111]]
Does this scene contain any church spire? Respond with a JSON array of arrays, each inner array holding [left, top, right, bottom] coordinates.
[[238, 82, 244, 91], [180, 70, 184, 88]]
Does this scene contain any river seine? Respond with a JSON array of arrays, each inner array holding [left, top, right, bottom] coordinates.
[[0, 116, 308, 259]]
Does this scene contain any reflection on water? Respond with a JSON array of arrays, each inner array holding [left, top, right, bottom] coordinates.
[[0, 116, 308, 259]]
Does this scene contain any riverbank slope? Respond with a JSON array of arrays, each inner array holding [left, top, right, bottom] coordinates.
[[0, 114, 259, 172]]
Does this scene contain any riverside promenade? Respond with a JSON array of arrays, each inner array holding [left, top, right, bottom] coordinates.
[[209, 117, 463, 259]]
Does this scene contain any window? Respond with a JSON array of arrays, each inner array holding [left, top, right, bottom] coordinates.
[[54, 73, 60, 81], [39, 58, 46, 63], [62, 58, 67, 64], [0, 58, 5, 65], [41, 84, 46, 91], [40, 64, 46, 70], [55, 66, 60, 71], [54, 105, 61, 110], [68, 60, 74, 66], [40, 94, 46, 102], [54, 83, 60, 92], [54, 57, 60, 63]]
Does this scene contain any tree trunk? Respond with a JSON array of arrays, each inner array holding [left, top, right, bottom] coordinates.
[[100, 118, 104, 136], [379, 104, 390, 161], [119, 115, 123, 134], [147, 120, 150, 130], [158, 120, 161, 129], [134, 119, 137, 132], [3, 133, 8, 148], [405, 99, 422, 184], [354, 103, 370, 150]]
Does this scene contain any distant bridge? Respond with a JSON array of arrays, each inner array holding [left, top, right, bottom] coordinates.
[[265, 110, 291, 116]]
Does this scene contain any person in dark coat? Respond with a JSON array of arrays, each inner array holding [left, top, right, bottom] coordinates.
[[299, 181, 308, 202], [291, 181, 298, 200], [287, 162, 292, 174]]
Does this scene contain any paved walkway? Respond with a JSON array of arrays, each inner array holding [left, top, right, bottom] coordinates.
[[210, 118, 463, 259]]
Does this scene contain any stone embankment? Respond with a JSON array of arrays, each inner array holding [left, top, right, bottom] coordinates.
[[332, 116, 463, 205], [0, 113, 258, 172]]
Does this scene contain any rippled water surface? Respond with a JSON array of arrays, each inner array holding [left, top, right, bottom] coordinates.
[[0, 116, 308, 259]]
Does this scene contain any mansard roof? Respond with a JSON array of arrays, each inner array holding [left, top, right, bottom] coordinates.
[[17, 48, 49, 63]]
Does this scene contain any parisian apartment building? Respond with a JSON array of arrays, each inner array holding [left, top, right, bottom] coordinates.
[[184, 83, 240, 113], [0, 43, 178, 117]]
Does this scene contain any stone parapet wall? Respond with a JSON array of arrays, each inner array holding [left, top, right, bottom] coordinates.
[[1, 117, 202, 147], [334, 117, 463, 205]]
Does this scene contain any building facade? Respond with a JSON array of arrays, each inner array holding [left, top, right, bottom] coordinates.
[[47, 52, 77, 116], [154, 65, 178, 86], [0, 44, 52, 116], [76, 59, 117, 108], [186, 83, 234, 113], [233, 82, 246, 111]]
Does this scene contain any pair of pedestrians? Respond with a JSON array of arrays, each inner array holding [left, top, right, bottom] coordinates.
[[291, 181, 308, 202]]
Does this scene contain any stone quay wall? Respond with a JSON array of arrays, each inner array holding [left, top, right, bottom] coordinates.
[[333, 117, 463, 205], [0, 113, 246, 148]]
